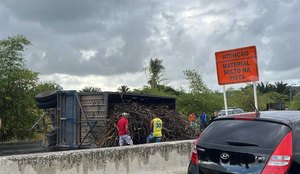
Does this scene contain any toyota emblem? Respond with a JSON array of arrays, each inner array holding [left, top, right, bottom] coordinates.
[[220, 153, 230, 160]]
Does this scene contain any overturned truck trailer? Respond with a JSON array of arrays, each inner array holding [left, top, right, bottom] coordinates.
[[34, 90, 176, 150]]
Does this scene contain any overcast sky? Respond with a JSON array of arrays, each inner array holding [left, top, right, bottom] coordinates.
[[0, 0, 299, 92]]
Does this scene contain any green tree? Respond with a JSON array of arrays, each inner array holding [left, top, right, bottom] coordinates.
[[257, 81, 275, 94], [134, 86, 168, 96], [157, 85, 181, 96], [33, 81, 63, 93], [130, 84, 183, 97], [230, 85, 289, 111], [117, 85, 130, 93], [80, 86, 102, 92], [0, 35, 39, 140], [145, 58, 165, 89], [290, 92, 300, 110], [227, 87, 255, 112], [256, 81, 290, 97], [176, 93, 223, 120], [274, 81, 289, 96], [183, 69, 210, 94]]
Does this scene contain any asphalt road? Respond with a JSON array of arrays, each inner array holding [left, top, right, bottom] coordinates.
[[0, 141, 46, 156]]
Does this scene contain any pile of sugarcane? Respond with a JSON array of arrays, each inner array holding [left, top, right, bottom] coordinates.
[[96, 101, 198, 147]]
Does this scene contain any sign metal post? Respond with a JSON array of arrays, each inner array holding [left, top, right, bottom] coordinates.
[[223, 85, 228, 116]]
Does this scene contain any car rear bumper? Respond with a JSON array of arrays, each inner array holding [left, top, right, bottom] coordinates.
[[187, 162, 199, 174]]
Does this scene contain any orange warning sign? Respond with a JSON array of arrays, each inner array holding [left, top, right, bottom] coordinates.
[[215, 46, 259, 85]]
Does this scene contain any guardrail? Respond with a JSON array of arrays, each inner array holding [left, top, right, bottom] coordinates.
[[0, 140, 195, 174]]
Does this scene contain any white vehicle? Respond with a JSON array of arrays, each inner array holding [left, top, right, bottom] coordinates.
[[218, 107, 244, 116]]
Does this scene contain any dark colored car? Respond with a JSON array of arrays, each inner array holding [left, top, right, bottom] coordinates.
[[187, 111, 300, 174]]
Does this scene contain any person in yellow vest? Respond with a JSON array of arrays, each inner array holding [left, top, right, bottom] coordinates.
[[147, 114, 163, 143]]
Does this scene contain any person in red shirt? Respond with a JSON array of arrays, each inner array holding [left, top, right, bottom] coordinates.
[[117, 112, 133, 146]]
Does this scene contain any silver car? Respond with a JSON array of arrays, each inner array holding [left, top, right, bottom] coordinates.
[[218, 107, 244, 116]]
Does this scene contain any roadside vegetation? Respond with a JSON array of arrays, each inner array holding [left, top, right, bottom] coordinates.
[[0, 35, 60, 141], [1, 35, 299, 141]]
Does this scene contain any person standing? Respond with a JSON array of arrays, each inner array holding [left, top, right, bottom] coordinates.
[[188, 113, 196, 128], [199, 112, 207, 131], [209, 111, 218, 124], [117, 112, 133, 146], [147, 114, 163, 143]]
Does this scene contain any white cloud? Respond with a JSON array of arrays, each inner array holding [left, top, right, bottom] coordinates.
[[80, 49, 97, 62], [39, 72, 147, 92], [1, 0, 300, 91], [104, 36, 125, 58]]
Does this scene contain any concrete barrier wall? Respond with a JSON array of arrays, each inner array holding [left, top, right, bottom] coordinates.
[[0, 140, 195, 174]]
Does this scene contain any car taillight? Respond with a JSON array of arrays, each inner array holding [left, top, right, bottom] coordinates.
[[262, 131, 293, 174], [233, 112, 257, 120], [191, 133, 202, 165]]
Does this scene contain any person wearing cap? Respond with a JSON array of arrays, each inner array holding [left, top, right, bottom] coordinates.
[[147, 114, 163, 143], [117, 112, 133, 146]]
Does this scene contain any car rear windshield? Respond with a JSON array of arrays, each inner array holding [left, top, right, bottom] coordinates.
[[200, 120, 291, 149]]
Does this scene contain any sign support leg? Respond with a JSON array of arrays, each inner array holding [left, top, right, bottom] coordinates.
[[253, 82, 258, 110], [223, 85, 228, 116]]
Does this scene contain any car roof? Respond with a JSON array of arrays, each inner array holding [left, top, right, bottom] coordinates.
[[219, 108, 243, 111], [215, 110, 300, 127]]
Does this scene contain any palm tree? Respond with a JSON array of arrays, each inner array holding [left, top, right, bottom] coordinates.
[[117, 85, 130, 93], [80, 86, 101, 92], [257, 81, 275, 94], [274, 81, 289, 95], [145, 58, 165, 89]]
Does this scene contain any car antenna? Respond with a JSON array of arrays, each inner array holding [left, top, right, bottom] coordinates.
[[251, 102, 260, 117]]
